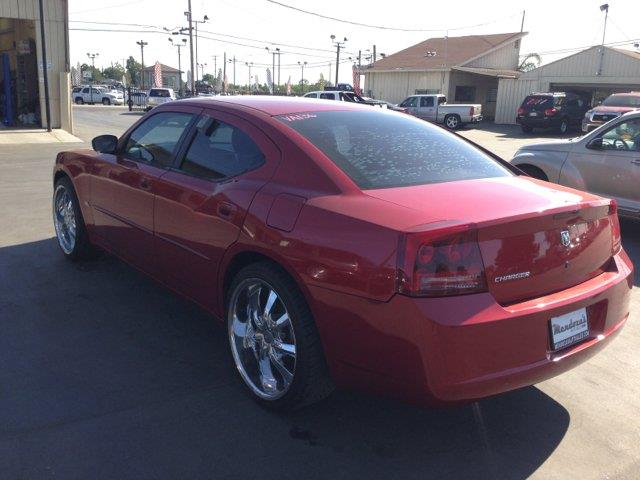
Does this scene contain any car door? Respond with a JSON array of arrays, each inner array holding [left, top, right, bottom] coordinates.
[[90, 108, 197, 274], [153, 109, 280, 312], [417, 96, 436, 120], [399, 96, 419, 116], [561, 117, 640, 214]]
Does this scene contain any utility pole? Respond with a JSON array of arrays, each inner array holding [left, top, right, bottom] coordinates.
[[223, 51, 227, 93], [227, 56, 236, 89], [266, 46, 277, 94], [87, 52, 99, 104], [358, 50, 362, 70], [597, 3, 609, 75], [276, 49, 281, 88], [297, 61, 307, 93], [136, 40, 147, 89], [185, 0, 195, 94], [245, 61, 253, 92], [169, 37, 186, 96], [520, 10, 526, 32], [38, 0, 51, 131], [373, 44, 377, 63], [331, 35, 348, 86]]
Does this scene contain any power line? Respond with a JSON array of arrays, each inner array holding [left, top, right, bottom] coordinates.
[[520, 37, 640, 57], [265, 0, 520, 32]]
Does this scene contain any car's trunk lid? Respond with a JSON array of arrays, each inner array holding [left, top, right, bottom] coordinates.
[[365, 177, 615, 304]]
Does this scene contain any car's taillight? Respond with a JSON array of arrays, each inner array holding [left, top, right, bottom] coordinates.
[[517, 107, 524, 115], [609, 200, 621, 254], [544, 107, 557, 116], [397, 225, 487, 297]]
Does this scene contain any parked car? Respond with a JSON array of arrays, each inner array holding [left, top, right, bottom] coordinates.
[[516, 92, 590, 134], [73, 86, 124, 106], [52, 97, 632, 410], [146, 87, 176, 110], [398, 94, 482, 129], [303, 90, 366, 102], [512, 110, 640, 218], [582, 92, 640, 132]]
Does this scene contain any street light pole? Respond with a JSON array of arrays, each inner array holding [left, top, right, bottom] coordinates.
[[297, 61, 307, 93], [193, 15, 209, 83], [245, 61, 253, 92], [331, 35, 347, 86], [169, 37, 186, 96], [87, 52, 99, 103], [266, 47, 276, 94], [597, 4, 609, 75], [136, 40, 147, 89]]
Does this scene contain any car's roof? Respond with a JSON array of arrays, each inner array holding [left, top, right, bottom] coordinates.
[[609, 92, 640, 97], [176, 95, 367, 116]]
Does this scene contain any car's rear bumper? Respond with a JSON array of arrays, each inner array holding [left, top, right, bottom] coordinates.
[[517, 115, 561, 128], [309, 249, 633, 406]]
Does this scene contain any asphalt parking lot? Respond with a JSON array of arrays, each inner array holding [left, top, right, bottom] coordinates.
[[1, 106, 638, 480]]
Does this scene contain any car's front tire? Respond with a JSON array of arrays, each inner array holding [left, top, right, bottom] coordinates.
[[52, 176, 99, 261], [102, 98, 111, 106], [558, 118, 569, 134], [226, 262, 334, 410]]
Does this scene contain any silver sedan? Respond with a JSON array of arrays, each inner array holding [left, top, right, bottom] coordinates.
[[512, 111, 640, 219]]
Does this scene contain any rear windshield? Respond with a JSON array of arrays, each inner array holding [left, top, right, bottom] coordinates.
[[149, 89, 171, 97], [602, 95, 640, 108], [520, 95, 555, 111], [276, 110, 511, 189]]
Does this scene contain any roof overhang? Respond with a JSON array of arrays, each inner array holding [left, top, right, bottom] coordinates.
[[451, 66, 520, 78]]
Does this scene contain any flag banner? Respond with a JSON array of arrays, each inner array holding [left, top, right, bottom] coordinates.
[[74, 62, 82, 85], [153, 62, 162, 87], [352, 64, 362, 96], [286, 76, 291, 95], [266, 68, 273, 94]]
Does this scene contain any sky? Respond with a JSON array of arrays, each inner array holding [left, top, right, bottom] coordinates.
[[68, 0, 640, 88]]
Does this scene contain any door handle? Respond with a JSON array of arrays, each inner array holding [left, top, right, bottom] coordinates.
[[140, 177, 151, 190]]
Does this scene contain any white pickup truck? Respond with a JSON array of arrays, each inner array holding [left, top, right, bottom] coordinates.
[[399, 94, 482, 129]]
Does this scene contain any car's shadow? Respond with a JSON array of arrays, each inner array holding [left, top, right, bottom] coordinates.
[[0, 238, 576, 479], [471, 121, 582, 140]]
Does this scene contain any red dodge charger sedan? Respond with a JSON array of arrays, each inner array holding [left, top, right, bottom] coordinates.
[[52, 97, 633, 410]]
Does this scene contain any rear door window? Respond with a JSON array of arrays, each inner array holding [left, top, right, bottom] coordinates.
[[521, 96, 553, 111], [320, 92, 336, 100], [277, 110, 511, 189], [420, 97, 434, 107], [178, 116, 266, 180]]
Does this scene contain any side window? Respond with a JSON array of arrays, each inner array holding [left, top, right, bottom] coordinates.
[[82, 88, 89, 93], [304, 93, 317, 98], [401, 97, 417, 107], [601, 119, 640, 152], [179, 116, 266, 180], [124, 112, 193, 167], [320, 92, 335, 100], [420, 96, 434, 107]]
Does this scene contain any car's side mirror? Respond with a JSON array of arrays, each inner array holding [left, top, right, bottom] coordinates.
[[92, 134, 118, 154], [586, 137, 604, 150]]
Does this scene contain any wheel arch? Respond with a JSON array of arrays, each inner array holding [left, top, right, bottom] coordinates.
[[513, 163, 549, 181]]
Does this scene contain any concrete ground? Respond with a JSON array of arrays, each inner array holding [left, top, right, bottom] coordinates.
[[0, 106, 638, 480]]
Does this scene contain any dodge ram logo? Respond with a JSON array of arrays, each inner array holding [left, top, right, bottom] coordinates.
[[560, 230, 571, 247]]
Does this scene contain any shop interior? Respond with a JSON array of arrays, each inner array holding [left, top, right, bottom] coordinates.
[[0, 17, 40, 129]]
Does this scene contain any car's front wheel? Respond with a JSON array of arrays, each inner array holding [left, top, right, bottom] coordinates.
[[227, 262, 334, 410], [558, 118, 569, 134], [53, 177, 99, 261], [102, 98, 111, 106]]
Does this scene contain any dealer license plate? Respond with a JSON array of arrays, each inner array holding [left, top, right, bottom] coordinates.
[[529, 112, 538, 117], [550, 308, 589, 350]]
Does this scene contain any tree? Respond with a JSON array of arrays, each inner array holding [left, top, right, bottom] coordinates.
[[103, 63, 126, 82], [80, 63, 104, 82], [202, 73, 215, 84], [126, 56, 143, 87], [518, 53, 541, 72]]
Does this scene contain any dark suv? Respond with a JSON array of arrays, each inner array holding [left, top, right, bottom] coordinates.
[[516, 92, 590, 134]]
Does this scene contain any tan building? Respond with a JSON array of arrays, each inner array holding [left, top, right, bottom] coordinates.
[[362, 32, 526, 120], [495, 46, 640, 124], [0, 0, 71, 131], [142, 63, 181, 91]]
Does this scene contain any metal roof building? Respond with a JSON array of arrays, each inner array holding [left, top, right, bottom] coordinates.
[[361, 32, 525, 120], [495, 46, 640, 124], [0, 0, 71, 131]]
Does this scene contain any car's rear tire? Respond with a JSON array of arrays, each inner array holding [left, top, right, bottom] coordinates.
[[444, 114, 461, 130], [226, 262, 334, 411], [102, 98, 111, 106], [558, 118, 569, 134], [75, 97, 84, 105], [516, 164, 548, 181], [52, 176, 99, 261], [521, 125, 533, 133]]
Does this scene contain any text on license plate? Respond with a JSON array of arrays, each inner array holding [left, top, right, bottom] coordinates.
[[550, 307, 589, 350]]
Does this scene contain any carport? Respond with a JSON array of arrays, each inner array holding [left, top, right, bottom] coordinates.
[[495, 46, 640, 124]]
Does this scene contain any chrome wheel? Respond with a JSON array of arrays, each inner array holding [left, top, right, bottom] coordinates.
[[228, 279, 297, 400], [446, 115, 459, 129], [53, 184, 77, 254]]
